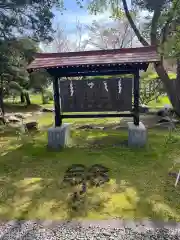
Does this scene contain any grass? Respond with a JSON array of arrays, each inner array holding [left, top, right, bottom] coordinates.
[[4, 93, 53, 112], [1, 93, 180, 221], [37, 112, 122, 128], [144, 72, 176, 81], [148, 96, 171, 108], [0, 122, 180, 220]]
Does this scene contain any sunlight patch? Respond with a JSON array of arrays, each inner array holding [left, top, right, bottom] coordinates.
[[150, 200, 180, 220]]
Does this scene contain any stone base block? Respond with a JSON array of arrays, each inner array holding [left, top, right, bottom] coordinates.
[[128, 122, 147, 147], [47, 123, 70, 149]]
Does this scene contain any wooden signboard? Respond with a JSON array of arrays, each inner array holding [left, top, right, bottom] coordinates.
[[59, 78, 132, 112]]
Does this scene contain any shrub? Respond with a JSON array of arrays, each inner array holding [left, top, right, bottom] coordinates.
[[44, 89, 53, 101]]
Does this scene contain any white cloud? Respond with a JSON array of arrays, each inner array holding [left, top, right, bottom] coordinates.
[[54, 10, 113, 26], [41, 7, 149, 53]]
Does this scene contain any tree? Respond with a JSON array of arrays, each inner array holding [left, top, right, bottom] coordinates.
[[29, 70, 52, 104], [48, 20, 87, 52], [0, 38, 40, 111], [0, 0, 64, 119], [44, 21, 88, 81], [84, 17, 135, 50], [77, 0, 180, 114], [0, 0, 64, 42], [140, 71, 165, 105]]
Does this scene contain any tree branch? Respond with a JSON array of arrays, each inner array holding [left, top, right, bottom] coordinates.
[[150, 6, 162, 45], [161, 0, 180, 45], [122, 0, 149, 46], [120, 22, 129, 48]]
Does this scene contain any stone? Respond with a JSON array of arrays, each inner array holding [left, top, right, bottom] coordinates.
[[47, 123, 71, 149], [77, 125, 94, 130], [25, 121, 38, 131], [41, 108, 54, 113], [128, 122, 147, 147], [14, 113, 26, 119], [158, 116, 180, 124], [24, 113, 32, 118], [157, 105, 174, 117], [8, 116, 21, 123]]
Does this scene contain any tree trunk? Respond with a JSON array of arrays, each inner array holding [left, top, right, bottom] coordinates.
[[177, 58, 180, 85], [41, 89, 45, 104], [20, 92, 25, 103], [0, 87, 4, 115], [122, 0, 180, 114], [0, 79, 5, 124], [155, 61, 180, 116], [24, 92, 31, 106]]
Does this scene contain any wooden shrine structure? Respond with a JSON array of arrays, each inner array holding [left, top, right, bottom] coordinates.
[[27, 46, 160, 127]]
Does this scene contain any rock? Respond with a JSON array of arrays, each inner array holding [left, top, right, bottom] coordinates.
[[24, 121, 38, 131], [158, 116, 171, 123], [14, 113, 26, 119], [157, 105, 174, 117], [158, 116, 180, 124], [41, 108, 54, 113], [102, 231, 111, 236], [93, 126, 105, 130], [8, 116, 21, 123], [77, 125, 94, 130], [23, 113, 32, 118], [35, 111, 42, 115]]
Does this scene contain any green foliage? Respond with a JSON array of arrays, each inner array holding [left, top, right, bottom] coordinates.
[[0, 38, 38, 86], [8, 81, 22, 92], [0, 0, 64, 42], [131, 0, 171, 11], [29, 70, 52, 92], [44, 89, 53, 101], [139, 69, 176, 104], [0, 38, 49, 107], [42, 95, 49, 104]]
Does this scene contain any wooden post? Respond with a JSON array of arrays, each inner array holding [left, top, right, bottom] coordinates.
[[53, 77, 62, 127], [133, 70, 140, 126]]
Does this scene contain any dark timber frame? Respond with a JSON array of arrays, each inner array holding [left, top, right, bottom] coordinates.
[[51, 68, 139, 127], [27, 46, 160, 127]]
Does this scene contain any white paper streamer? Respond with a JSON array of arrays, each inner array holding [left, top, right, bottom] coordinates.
[[87, 82, 94, 88], [103, 81, 108, 92], [70, 81, 74, 96], [118, 79, 122, 94]]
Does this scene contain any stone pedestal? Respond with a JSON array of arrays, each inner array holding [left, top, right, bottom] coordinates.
[[47, 123, 71, 149], [128, 122, 147, 147]]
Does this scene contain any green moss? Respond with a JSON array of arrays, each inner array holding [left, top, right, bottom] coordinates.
[[0, 125, 180, 220]]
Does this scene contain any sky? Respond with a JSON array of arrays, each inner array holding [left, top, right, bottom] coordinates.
[[41, 0, 146, 52], [53, 0, 115, 34]]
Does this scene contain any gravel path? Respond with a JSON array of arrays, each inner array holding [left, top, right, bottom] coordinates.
[[0, 220, 180, 239]]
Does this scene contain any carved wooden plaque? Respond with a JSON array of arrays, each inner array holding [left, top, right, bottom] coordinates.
[[59, 78, 132, 112]]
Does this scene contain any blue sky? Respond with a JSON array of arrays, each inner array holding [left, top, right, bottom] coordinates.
[[53, 0, 131, 34], [40, 0, 146, 52]]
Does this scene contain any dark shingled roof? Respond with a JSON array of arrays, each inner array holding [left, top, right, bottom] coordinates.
[[27, 46, 160, 71]]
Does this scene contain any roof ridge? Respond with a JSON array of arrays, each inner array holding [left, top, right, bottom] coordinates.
[[35, 46, 157, 58]]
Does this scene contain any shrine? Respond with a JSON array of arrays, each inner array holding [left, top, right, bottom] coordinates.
[[27, 46, 160, 148]]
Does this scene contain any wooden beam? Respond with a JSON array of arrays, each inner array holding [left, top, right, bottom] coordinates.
[[62, 113, 133, 118], [133, 70, 140, 126], [53, 77, 62, 127], [49, 69, 134, 78], [47, 64, 147, 78]]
